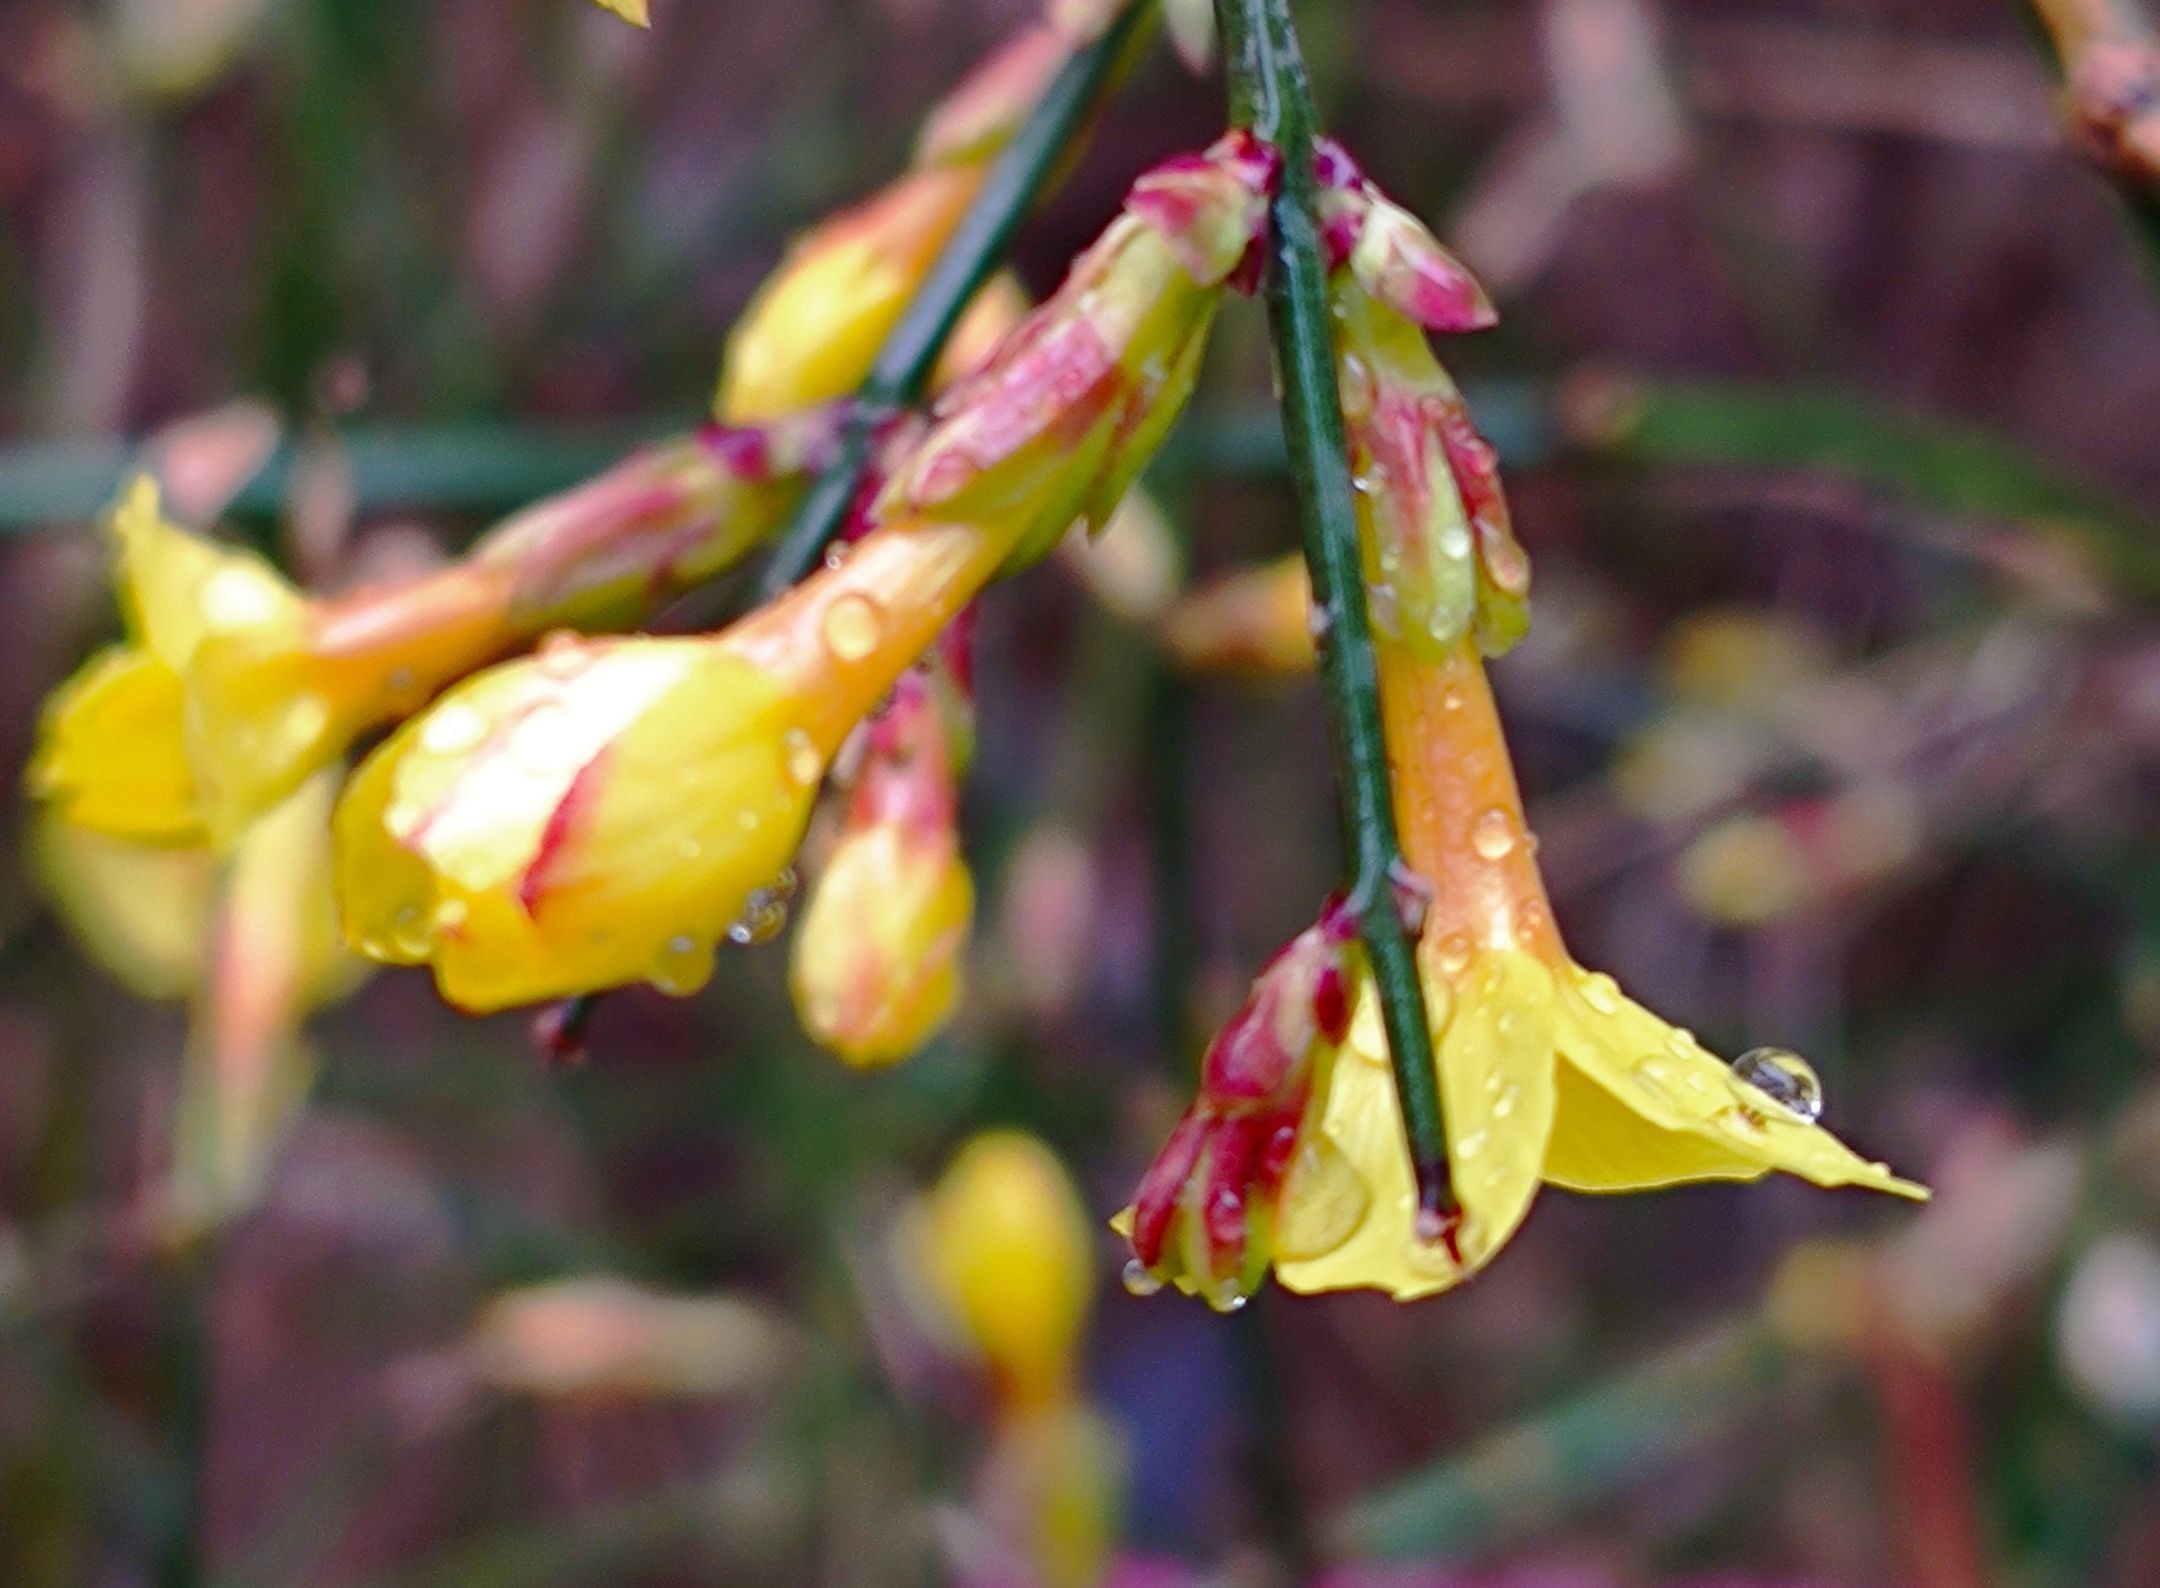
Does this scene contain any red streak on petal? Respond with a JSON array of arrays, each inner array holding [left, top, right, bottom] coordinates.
[[517, 743, 611, 919]]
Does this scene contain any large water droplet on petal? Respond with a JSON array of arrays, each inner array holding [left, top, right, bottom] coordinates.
[[1729, 1047, 1824, 1123], [1275, 1135, 1371, 1261]]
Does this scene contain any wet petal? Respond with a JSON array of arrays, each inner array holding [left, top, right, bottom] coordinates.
[[1548, 966, 1925, 1199], [1276, 949, 1557, 1301]]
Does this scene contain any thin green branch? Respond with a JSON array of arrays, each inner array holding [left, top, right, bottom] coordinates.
[[1216, 0, 1457, 1231], [749, 4, 1147, 602]]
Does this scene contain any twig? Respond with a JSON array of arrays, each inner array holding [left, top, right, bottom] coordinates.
[[749, 4, 1148, 601], [1216, 0, 1458, 1232]]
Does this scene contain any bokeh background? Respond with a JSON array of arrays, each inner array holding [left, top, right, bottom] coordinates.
[[3, 0, 2159, 1584]]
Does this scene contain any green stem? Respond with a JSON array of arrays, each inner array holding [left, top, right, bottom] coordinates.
[[749, 4, 1146, 602], [1217, 0, 1457, 1230]]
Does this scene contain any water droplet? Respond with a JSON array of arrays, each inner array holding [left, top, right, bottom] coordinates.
[[784, 728, 822, 787], [676, 836, 703, 861], [1470, 807, 1516, 861], [1437, 525, 1472, 561], [1491, 1082, 1520, 1119], [1121, 1259, 1163, 1297], [1575, 971, 1618, 1013], [1456, 1129, 1487, 1160], [727, 870, 797, 946], [420, 702, 488, 755], [1440, 684, 1464, 712], [822, 593, 885, 662], [538, 631, 585, 677], [433, 899, 468, 931], [1206, 1279, 1249, 1314], [1630, 1054, 1678, 1103], [1434, 933, 1473, 976], [1729, 1047, 1824, 1124]]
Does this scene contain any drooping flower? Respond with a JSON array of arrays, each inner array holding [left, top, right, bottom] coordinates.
[[790, 659, 975, 1067], [336, 143, 1271, 1011], [1121, 184, 1920, 1305], [28, 433, 804, 846]]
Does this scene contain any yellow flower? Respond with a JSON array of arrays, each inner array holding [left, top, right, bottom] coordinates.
[[790, 670, 975, 1066], [1122, 180, 1920, 1303], [31, 478, 303, 844], [916, 1131, 1095, 1407], [34, 816, 220, 999], [1280, 640, 1923, 1303], [30, 440, 800, 845], [590, 0, 649, 24], [338, 144, 1265, 1011]]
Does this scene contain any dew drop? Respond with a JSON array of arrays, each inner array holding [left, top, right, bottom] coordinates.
[[1470, 807, 1517, 862], [1434, 932, 1473, 976], [727, 870, 797, 946], [1437, 525, 1472, 562], [1121, 1259, 1163, 1298], [1630, 1053, 1678, 1103], [1729, 1047, 1824, 1124], [420, 702, 488, 756], [433, 899, 468, 932], [1577, 972, 1621, 1014], [1491, 1082, 1520, 1120], [538, 631, 585, 677], [1456, 1129, 1487, 1160], [1206, 1280, 1249, 1314], [784, 728, 823, 787], [822, 593, 885, 662]]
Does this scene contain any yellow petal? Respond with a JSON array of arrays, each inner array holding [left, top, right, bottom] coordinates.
[[33, 811, 216, 997], [337, 639, 816, 1011], [29, 646, 205, 844], [1276, 949, 1557, 1301], [590, 0, 650, 23], [109, 475, 302, 669], [1546, 965, 1925, 1199]]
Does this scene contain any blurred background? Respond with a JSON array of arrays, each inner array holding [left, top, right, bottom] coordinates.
[[3, 0, 2159, 1584]]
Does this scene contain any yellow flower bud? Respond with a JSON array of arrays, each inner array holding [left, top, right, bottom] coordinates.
[[919, 1131, 1095, 1407], [791, 671, 974, 1067]]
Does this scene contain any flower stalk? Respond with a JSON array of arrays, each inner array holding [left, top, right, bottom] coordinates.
[[751, 2, 1148, 601], [1215, 0, 1458, 1237]]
